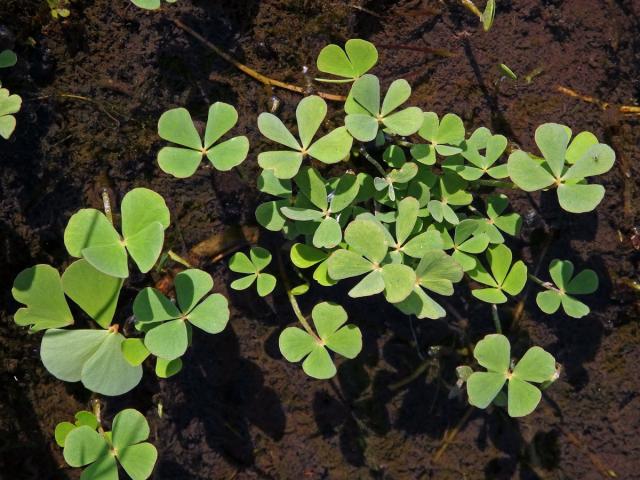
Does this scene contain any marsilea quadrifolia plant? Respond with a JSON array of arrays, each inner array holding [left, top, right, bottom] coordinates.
[[11, 37, 615, 479]]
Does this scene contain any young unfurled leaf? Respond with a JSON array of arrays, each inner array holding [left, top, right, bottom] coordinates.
[[41, 328, 143, 396], [229, 247, 277, 296], [61, 408, 157, 480], [0, 49, 17, 68], [134, 269, 229, 360], [411, 112, 465, 165], [155, 357, 183, 378], [258, 95, 353, 179], [157, 103, 249, 177], [279, 302, 362, 379], [0, 84, 22, 140], [482, 0, 496, 31], [468, 244, 527, 303], [316, 39, 378, 82], [535, 259, 598, 318], [345, 74, 423, 141], [12, 265, 74, 332], [466, 334, 557, 417], [395, 250, 463, 319], [64, 188, 170, 278], [507, 123, 615, 213]]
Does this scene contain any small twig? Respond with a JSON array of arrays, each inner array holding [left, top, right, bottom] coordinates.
[[173, 19, 346, 102], [34, 93, 122, 125], [432, 406, 474, 463], [556, 85, 640, 115]]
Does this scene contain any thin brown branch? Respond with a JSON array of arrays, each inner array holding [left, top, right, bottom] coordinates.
[[556, 85, 640, 115]]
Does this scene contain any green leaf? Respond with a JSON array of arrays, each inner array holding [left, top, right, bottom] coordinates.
[[316, 39, 377, 81], [312, 302, 361, 358], [302, 344, 336, 379], [557, 183, 605, 213], [41, 329, 143, 396], [563, 143, 615, 180], [174, 269, 213, 313], [502, 260, 527, 296], [349, 269, 385, 297], [381, 263, 416, 303], [566, 268, 598, 294], [566, 131, 598, 164], [313, 217, 342, 248], [295, 166, 328, 210], [345, 74, 380, 116], [482, 0, 496, 31], [229, 252, 256, 274], [512, 346, 556, 383], [62, 260, 123, 329], [144, 319, 188, 360], [133, 288, 180, 323], [250, 247, 272, 271], [416, 250, 463, 295], [345, 114, 379, 142], [0, 49, 17, 68], [55, 422, 76, 447], [395, 197, 419, 246], [535, 123, 570, 177], [158, 147, 203, 178], [344, 218, 388, 263], [467, 371, 506, 409], [157, 107, 201, 150], [63, 426, 109, 467], [118, 442, 158, 480], [257, 112, 300, 150], [231, 274, 257, 290], [255, 273, 276, 297], [188, 293, 229, 332], [258, 169, 292, 197], [256, 200, 287, 231], [549, 259, 573, 289], [536, 290, 561, 314], [74, 411, 99, 429], [330, 173, 359, 213], [12, 265, 73, 331], [279, 327, 316, 362], [473, 333, 510, 373], [383, 107, 423, 136], [381, 79, 411, 116], [204, 102, 238, 149], [258, 150, 304, 179], [561, 294, 590, 318], [112, 409, 149, 449], [121, 338, 150, 366], [296, 96, 326, 149], [308, 126, 353, 164], [155, 357, 182, 378], [507, 377, 542, 417], [327, 249, 373, 279], [472, 287, 507, 304], [290, 243, 327, 268], [207, 136, 249, 171], [507, 150, 555, 191]]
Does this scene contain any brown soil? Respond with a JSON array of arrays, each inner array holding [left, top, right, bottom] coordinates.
[[1, 0, 639, 479]]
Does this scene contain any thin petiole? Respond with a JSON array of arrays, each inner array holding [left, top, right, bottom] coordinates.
[[491, 304, 502, 334], [358, 146, 387, 177]]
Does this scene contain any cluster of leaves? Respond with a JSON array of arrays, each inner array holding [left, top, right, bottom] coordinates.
[[55, 409, 157, 480], [0, 49, 21, 140], [12, 188, 229, 395], [47, 0, 71, 18], [246, 39, 611, 415], [462, 334, 558, 417]]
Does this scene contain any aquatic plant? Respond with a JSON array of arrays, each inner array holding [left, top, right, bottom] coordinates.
[[157, 104, 248, 177], [47, 0, 71, 18], [465, 334, 558, 417], [0, 50, 17, 68], [56, 408, 157, 480], [229, 247, 277, 296], [0, 81, 21, 140], [131, 0, 177, 10]]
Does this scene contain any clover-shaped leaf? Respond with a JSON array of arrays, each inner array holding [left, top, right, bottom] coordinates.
[[279, 302, 362, 379], [316, 39, 378, 82], [41, 328, 143, 396], [446, 127, 508, 180], [426, 172, 472, 225], [134, 269, 229, 360], [157, 103, 249, 178], [12, 265, 74, 332], [389, 196, 443, 259], [255, 170, 293, 232], [0, 49, 17, 68], [229, 247, 277, 296], [290, 243, 335, 287], [64, 188, 170, 278], [345, 74, 423, 141], [280, 167, 359, 248], [471, 194, 522, 244], [258, 95, 353, 179], [507, 123, 615, 213], [55, 410, 99, 447], [466, 334, 557, 417], [62, 408, 157, 480], [396, 250, 463, 319], [450, 219, 490, 271], [411, 112, 466, 165], [0, 84, 21, 140], [536, 259, 598, 318], [468, 244, 527, 303], [328, 218, 416, 303]]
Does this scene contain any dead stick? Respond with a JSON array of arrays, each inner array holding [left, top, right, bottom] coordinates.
[[432, 406, 474, 463], [556, 85, 640, 115], [173, 19, 346, 102]]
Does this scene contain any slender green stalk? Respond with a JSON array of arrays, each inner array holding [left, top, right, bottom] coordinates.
[[167, 250, 192, 268], [276, 250, 320, 342], [527, 273, 559, 292], [491, 304, 502, 334], [358, 146, 387, 177]]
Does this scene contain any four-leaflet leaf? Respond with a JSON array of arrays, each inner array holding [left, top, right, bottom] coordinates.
[[536, 259, 598, 318], [229, 247, 277, 297]]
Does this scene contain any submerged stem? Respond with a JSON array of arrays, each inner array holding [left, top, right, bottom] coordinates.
[[491, 304, 502, 334]]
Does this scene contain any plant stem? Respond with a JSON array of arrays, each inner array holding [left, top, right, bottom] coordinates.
[[527, 273, 558, 292], [173, 19, 346, 102], [473, 179, 518, 189], [358, 146, 387, 177], [276, 249, 321, 342], [101, 189, 113, 225], [459, 0, 483, 20], [491, 304, 502, 334]]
